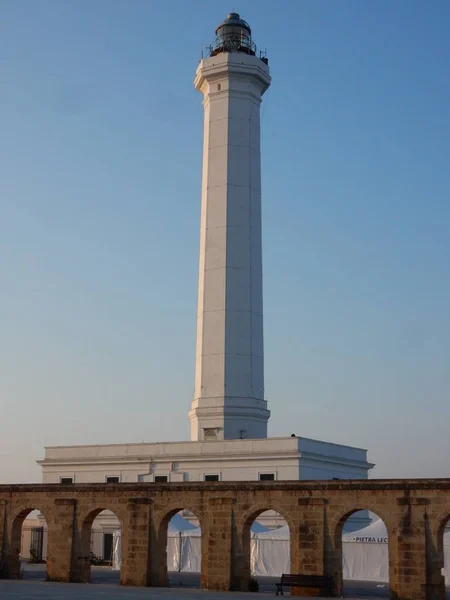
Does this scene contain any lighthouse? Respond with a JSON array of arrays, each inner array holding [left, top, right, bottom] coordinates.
[[189, 13, 271, 441], [38, 11, 373, 508]]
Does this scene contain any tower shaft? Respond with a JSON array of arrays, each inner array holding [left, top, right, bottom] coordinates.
[[189, 50, 271, 441]]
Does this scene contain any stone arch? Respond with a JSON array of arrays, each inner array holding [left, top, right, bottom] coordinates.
[[234, 503, 296, 592], [331, 505, 392, 598], [77, 504, 127, 530], [75, 505, 126, 584], [154, 504, 207, 535], [425, 508, 450, 572], [433, 510, 450, 543], [153, 504, 206, 588], [238, 503, 296, 536], [330, 504, 392, 540], [428, 510, 450, 600], [7, 504, 52, 580]]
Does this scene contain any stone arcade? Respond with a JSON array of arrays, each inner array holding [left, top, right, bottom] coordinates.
[[1, 479, 450, 600]]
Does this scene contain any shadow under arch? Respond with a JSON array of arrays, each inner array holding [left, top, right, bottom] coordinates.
[[235, 504, 295, 592], [155, 506, 205, 588], [8, 506, 51, 580], [77, 506, 124, 584], [334, 508, 390, 599]]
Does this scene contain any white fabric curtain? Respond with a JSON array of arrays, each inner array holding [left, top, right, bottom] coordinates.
[[112, 530, 121, 571], [251, 536, 289, 576], [181, 537, 202, 572], [166, 534, 202, 573], [343, 541, 389, 582]]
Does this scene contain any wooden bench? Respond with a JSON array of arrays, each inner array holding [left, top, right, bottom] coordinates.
[[276, 573, 334, 596]]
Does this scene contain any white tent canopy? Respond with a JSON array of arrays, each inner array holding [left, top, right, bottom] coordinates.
[[250, 521, 270, 534], [342, 519, 389, 582], [251, 525, 289, 576], [342, 519, 450, 583], [113, 517, 450, 584], [113, 516, 269, 572], [168, 513, 198, 533], [343, 518, 388, 543], [253, 520, 450, 581], [254, 525, 289, 539]]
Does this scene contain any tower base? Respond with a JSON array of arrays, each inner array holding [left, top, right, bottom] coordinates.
[[189, 397, 270, 441]]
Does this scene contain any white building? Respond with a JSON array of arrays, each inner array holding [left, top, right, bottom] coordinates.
[[35, 13, 374, 556], [39, 436, 372, 485]]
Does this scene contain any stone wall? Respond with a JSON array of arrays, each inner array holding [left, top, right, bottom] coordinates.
[[1, 480, 449, 599]]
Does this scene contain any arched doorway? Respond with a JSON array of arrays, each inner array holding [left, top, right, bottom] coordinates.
[[240, 509, 292, 593], [79, 508, 122, 585], [9, 508, 48, 581], [336, 510, 390, 598], [157, 509, 203, 588]]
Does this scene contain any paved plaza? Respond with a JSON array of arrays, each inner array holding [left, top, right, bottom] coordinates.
[[3, 578, 447, 600], [0, 580, 268, 599], [0, 579, 391, 600], [7, 564, 450, 600], [0, 564, 397, 600]]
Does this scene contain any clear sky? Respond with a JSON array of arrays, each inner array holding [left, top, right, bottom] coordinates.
[[1, 0, 449, 484]]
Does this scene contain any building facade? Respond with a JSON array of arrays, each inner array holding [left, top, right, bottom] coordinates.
[[39, 436, 372, 485]]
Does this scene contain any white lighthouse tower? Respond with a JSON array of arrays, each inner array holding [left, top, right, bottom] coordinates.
[[38, 13, 373, 512], [189, 13, 271, 441]]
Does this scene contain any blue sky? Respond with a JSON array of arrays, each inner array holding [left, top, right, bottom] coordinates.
[[1, 0, 449, 483]]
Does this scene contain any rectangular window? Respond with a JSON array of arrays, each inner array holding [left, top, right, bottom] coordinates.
[[106, 476, 120, 483], [259, 473, 275, 481], [204, 474, 219, 482], [60, 477, 73, 484], [155, 475, 168, 482]]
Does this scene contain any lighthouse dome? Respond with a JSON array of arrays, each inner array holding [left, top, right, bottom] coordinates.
[[210, 12, 256, 57]]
